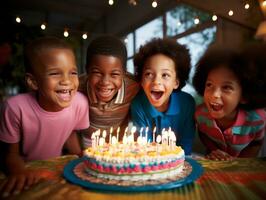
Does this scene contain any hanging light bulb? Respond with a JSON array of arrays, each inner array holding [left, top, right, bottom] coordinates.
[[194, 17, 200, 25], [244, 3, 250, 9], [16, 16, 21, 23], [129, 0, 137, 6], [82, 33, 88, 40], [263, 0, 266, 7], [212, 15, 217, 21], [152, 0, 157, 8], [40, 23, 46, 30], [64, 29, 69, 37], [228, 10, 234, 16], [109, 0, 114, 6]]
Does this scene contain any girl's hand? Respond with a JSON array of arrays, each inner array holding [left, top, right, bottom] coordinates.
[[0, 169, 41, 198], [206, 149, 234, 161]]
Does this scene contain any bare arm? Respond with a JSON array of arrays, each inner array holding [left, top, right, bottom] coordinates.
[[63, 131, 82, 157], [0, 142, 40, 197]]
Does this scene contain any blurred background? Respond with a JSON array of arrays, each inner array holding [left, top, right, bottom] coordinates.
[[0, 0, 266, 102]]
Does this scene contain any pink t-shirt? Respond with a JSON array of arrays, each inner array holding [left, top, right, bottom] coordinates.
[[0, 92, 89, 161]]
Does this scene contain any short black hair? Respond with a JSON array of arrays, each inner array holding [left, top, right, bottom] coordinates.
[[85, 35, 127, 72], [134, 38, 191, 90], [24, 37, 73, 73]]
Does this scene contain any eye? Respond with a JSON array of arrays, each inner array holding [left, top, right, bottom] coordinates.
[[111, 72, 122, 78], [144, 72, 153, 79], [71, 71, 78, 76], [205, 82, 212, 88], [222, 85, 233, 91], [48, 72, 60, 76], [162, 73, 170, 79]]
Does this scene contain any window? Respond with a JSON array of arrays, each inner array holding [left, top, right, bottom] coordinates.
[[135, 17, 163, 51]]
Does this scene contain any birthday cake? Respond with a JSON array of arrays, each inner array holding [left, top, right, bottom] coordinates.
[[82, 128, 185, 182]]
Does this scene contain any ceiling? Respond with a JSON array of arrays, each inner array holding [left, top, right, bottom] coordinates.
[[3, 0, 112, 36], [1, 0, 265, 39]]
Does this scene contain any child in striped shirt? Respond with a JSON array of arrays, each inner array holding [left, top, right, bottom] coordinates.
[[193, 46, 266, 160]]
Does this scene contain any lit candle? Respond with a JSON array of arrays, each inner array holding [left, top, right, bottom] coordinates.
[[140, 127, 144, 137], [109, 127, 113, 144], [145, 127, 149, 142], [130, 126, 137, 143], [91, 132, 96, 149], [116, 126, 120, 142], [153, 126, 156, 143], [102, 130, 107, 144]]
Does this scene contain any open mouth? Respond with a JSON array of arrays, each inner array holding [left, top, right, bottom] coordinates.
[[151, 91, 164, 100], [97, 87, 114, 98], [209, 102, 223, 112], [56, 89, 72, 101]]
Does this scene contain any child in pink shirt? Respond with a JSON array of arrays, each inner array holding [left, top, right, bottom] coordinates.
[[0, 37, 89, 197]]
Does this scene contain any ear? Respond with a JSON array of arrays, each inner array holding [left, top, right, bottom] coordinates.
[[25, 73, 38, 90], [173, 79, 180, 90]]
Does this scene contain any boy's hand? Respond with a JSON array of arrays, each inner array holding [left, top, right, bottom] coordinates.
[[0, 169, 41, 198], [206, 149, 234, 161]]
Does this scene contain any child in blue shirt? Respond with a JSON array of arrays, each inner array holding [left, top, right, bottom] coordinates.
[[131, 38, 195, 155]]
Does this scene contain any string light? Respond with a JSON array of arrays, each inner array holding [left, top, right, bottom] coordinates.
[[228, 10, 234, 16], [64, 29, 69, 37], [82, 33, 88, 40], [129, 0, 137, 6], [212, 15, 217, 21], [16, 16, 21, 23], [244, 3, 250, 9], [152, 1, 158, 8], [194, 17, 200, 25], [40, 23, 46, 30], [108, 0, 114, 6]]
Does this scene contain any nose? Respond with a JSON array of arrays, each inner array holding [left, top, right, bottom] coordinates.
[[153, 75, 161, 85], [100, 75, 110, 85], [60, 74, 71, 85], [213, 87, 222, 98]]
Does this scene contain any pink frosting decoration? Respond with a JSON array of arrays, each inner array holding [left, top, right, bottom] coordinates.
[[86, 158, 184, 174], [133, 165, 141, 172]]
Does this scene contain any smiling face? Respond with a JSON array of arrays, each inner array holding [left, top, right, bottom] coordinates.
[[204, 66, 244, 126], [28, 48, 79, 112], [141, 54, 179, 112], [87, 55, 124, 103]]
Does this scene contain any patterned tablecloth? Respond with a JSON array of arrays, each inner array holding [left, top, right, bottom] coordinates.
[[0, 155, 266, 200]]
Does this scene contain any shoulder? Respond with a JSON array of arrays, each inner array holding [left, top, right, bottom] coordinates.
[[131, 90, 147, 108], [5, 93, 36, 108], [173, 91, 195, 108], [195, 103, 210, 121], [243, 109, 266, 122], [124, 74, 140, 100]]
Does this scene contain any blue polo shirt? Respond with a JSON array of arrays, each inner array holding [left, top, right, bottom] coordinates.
[[131, 89, 196, 155]]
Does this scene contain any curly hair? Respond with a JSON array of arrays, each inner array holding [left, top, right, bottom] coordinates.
[[86, 35, 127, 72], [193, 45, 266, 110], [134, 38, 191, 90]]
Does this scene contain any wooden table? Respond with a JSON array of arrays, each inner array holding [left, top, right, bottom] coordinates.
[[1, 155, 266, 200]]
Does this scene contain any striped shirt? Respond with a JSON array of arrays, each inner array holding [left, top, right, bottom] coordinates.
[[79, 74, 139, 147], [195, 103, 266, 157]]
